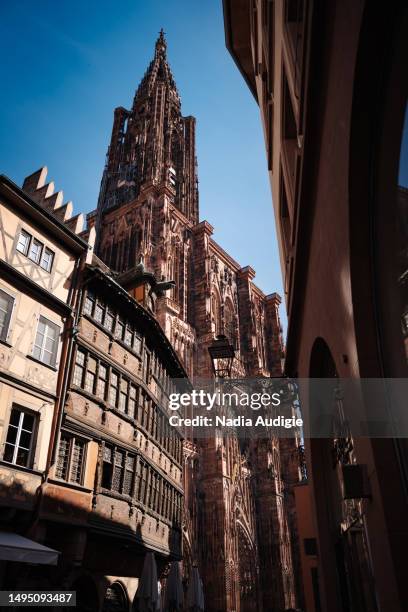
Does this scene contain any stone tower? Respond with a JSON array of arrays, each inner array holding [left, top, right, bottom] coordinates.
[[93, 31, 301, 611]]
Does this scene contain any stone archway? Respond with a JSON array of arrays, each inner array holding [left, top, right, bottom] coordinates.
[[236, 523, 258, 612], [71, 575, 100, 612], [102, 581, 128, 612], [309, 337, 377, 612]]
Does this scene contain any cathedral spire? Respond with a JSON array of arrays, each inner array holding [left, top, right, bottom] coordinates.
[[96, 31, 199, 251]]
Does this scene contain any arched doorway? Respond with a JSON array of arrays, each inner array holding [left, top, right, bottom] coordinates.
[[71, 575, 100, 612], [309, 338, 377, 612], [102, 582, 128, 612], [236, 524, 258, 612]]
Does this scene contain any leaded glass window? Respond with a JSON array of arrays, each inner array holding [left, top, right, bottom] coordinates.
[[84, 291, 95, 316], [109, 372, 118, 406], [112, 449, 124, 492], [55, 432, 86, 485], [85, 356, 96, 394], [73, 349, 85, 386], [96, 363, 107, 399], [119, 379, 128, 413], [94, 302, 104, 324], [128, 385, 137, 419], [123, 455, 135, 496]]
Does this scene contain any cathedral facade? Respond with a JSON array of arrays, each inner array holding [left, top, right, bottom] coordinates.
[[88, 31, 302, 611]]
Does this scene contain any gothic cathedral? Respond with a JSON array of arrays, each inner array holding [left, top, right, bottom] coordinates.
[[90, 31, 301, 612]]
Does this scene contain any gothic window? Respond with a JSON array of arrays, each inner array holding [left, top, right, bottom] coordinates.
[[129, 227, 142, 269], [237, 527, 257, 605], [224, 299, 237, 349], [169, 166, 176, 186], [111, 242, 118, 270], [168, 249, 181, 303], [211, 291, 221, 336]]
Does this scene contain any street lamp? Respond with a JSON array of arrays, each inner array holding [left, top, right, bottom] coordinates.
[[208, 334, 235, 378]]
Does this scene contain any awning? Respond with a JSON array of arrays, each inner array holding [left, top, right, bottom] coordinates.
[[0, 532, 60, 565]]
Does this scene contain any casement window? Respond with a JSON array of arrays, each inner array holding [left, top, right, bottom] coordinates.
[[83, 292, 143, 355], [101, 445, 113, 489], [56, 432, 86, 484], [94, 302, 104, 324], [138, 460, 148, 504], [119, 379, 128, 413], [33, 316, 60, 367], [119, 457, 181, 523], [73, 348, 86, 386], [102, 444, 137, 497], [112, 448, 124, 492], [96, 363, 107, 399], [124, 325, 133, 347], [104, 309, 115, 333], [40, 247, 54, 272], [73, 347, 140, 418], [28, 238, 42, 263], [84, 356, 97, 394], [115, 317, 125, 340], [83, 291, 95, 316], [133, 333, 142, 354], [0, 289, 14, 342], [123, 455, 135, 496], [16, 229, 54, 273], [3, 407, 37, 468], [109, 372, 119, 406], [128, 385, 137, 419], [16, 230, 31, 255]]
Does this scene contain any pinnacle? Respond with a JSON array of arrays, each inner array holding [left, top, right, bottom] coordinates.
[[155, 27, 167, 56]]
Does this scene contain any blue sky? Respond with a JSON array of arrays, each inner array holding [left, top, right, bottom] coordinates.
[[0, 0, 284, 307], [1, 0, 407, 332]]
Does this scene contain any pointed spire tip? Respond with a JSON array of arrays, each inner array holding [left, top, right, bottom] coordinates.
[[155, 28, 167, 56]]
